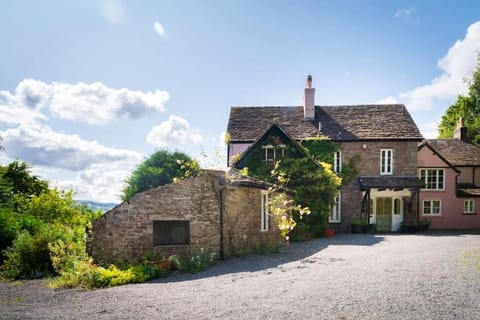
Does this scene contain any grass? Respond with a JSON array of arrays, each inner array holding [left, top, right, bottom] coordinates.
[[463, 247, 480, 275]]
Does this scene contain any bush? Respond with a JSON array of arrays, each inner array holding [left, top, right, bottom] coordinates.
[[0, 210, 19, 262], [1, 224, 65, 279], [179, 248, 217, 273], [52, 261, 168, 289]]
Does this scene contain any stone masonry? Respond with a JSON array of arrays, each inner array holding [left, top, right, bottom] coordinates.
[[88, 170, 282, 264], [335, 140, 419, 232]]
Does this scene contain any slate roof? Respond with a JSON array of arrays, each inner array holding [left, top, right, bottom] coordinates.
[[358, 176, 425, 191], [424, 139, 480, 167], [227, 105, 423, 142]]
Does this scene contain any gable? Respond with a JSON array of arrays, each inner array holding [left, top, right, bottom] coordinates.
[[234, 123, 307, 168], [417, 143, 453, 168]]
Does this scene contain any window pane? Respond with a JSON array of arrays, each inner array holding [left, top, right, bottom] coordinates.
[[424, 201, 431, 214], [432, 201, 440, 214], [394, 199, 400, 215]]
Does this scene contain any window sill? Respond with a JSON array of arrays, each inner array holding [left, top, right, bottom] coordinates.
[[422, 214, 441, 217], [463, 212, 477, 215]]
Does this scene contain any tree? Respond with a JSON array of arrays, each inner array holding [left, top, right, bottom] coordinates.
[[439, 54, 480, 143], [121, 150, 200, 200], [0, 160, 48, 208]]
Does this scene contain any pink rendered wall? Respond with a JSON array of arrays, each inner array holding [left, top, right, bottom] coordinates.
[[228, 143, 251, 166], [458, 167, 474, 184], [418, 146, 480, 229]]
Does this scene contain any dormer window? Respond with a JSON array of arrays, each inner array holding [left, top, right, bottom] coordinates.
[[262, 144, 286, 163]]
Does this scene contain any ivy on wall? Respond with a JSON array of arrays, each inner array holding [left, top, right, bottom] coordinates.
[[238, 135, 358, 239]]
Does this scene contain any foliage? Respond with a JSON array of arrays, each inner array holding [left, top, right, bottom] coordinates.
[[241, 139, 344, 239], [178, 248, 217, 273], [51, 260, 168, 289], [1, 225, 65, 279], [0, 160, 48, 209], [121, 149, 200, 200], [439, 54, 480, 143], [0, 210, 20, 261]]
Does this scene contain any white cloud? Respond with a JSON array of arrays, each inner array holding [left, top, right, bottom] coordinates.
[[394, 7, 416, 21], [420, 121, 439, 139], [146, 115, 203, 148], [154, 21, 167, 39], [1, 123, 143, 171], [54, 166, 131, 203], [378, 21, 480, 111], [100, 0, 126, 25], [376, 96, 400, 105], [0, 79, 169, 125]]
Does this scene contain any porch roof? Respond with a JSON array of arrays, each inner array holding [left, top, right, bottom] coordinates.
[[358, 176, 425, 191], [457, 183, 480, 198]]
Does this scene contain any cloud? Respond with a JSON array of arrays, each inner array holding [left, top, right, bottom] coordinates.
[[100, 0, 126, 25], [54, 166, 131, 203], [1, 123, 143, 171], [419, 121, 439, 139], [394, 7, 416, 21], [154, 21, 167, 39], [146, 115, 203, 148], [0, 79, 169, 125], [377, 21, 480, 111]]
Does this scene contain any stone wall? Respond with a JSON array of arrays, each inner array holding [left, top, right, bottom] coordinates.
[[88, 170, 223, 264], [223, 187, 282, 257], [88, 170, 282, 264], [332, 140, 419, 232]]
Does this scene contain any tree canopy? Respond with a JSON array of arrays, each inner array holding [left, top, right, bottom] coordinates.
[[121, 150, 200, 200], [438, 54, 480, 143]]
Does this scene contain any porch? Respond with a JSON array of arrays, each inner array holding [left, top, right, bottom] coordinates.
[[358, 176, 425, 232]]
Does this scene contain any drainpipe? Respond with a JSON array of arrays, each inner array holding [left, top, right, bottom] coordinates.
[[219, 188, 225, 260], [416, 188, 420, 229]]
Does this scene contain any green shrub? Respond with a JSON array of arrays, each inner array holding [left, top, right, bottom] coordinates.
[[0, 210, 19, 262], [179, 248, 217, 273], [1, 224, 64, 279], [52, 261, 168, 289]]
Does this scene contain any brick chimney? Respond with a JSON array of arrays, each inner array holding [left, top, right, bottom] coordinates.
[[303, 75, 315, 120], [454, 117, 468, 141]]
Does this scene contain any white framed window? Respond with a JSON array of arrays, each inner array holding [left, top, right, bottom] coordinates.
[[419, 168, 445, 190], [380, 149, 393, 175], [423, 200, 441, 215], [333, 150, 342, 174], [464, 199, 475, 214], [329, 193, 341, 223], [261, 191, 269, 232], [262, 144, 285, 163]]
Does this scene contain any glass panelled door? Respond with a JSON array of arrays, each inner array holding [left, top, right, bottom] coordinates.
[[376, 197, 392, 232]]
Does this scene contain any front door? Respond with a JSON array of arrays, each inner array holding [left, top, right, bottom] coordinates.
[[376, 197, 392, 232]]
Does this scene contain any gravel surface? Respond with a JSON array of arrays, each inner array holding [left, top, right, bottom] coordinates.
[[1, 232, 480, 320]]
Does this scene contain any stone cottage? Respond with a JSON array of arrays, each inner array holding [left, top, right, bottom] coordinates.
[[88, 170, 283, 264], [226, 75, 425, 233]]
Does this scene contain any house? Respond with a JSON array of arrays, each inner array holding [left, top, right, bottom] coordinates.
[[417, 118, 480, 229], [226, 76, 425, 232], [87, 170, 284, 264]]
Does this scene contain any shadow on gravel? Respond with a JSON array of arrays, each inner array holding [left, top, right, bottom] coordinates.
[[150, 234, 385, 283]]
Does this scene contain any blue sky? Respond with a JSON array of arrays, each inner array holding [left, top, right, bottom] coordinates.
[[1, 0, 480, 203]]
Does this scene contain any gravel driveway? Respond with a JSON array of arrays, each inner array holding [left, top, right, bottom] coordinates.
[[1, 232, 480, 320]]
